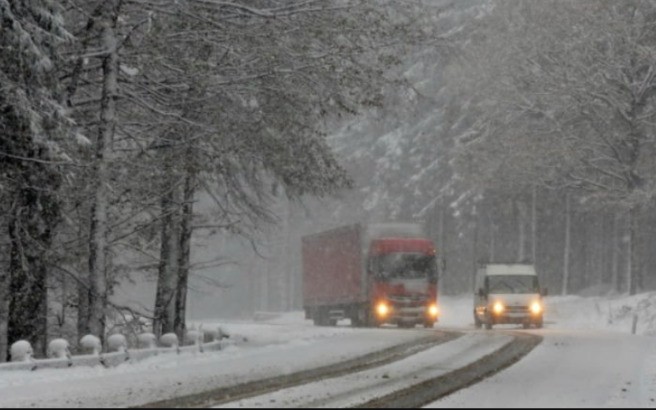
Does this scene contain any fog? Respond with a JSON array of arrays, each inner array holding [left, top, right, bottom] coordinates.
[[3, 0, 656, 368]]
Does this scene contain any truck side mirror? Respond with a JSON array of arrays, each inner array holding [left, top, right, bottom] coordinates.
[[541, 288, 548, 297]]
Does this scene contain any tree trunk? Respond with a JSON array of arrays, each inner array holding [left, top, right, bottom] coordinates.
[[280, 192, 291, 311], [471, 205, 479, 292], [438, 204, 445, 283], [8, 210, 48, 359], [262, 257, 269, 311], [84, 6, 120, 341], [531, 186, 537, 263], [611, 213, 620, 293], [174, 165, 196, 341], [153, 172, 180, 338], [627, 206, 639, 296], [516, 200, 527, 262], [0, 270, 7, 362], [562, 192, 571, 296], [7, 182, 58, 358], [76, 245, 90, 339], [488, 213, 496, 263]]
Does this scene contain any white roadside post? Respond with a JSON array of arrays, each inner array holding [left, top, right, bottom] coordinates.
[[79, 334, 105, 366], [107, 334, 130, 361], [10, 340, 37, 370], [185, 329, 204, 353], [48, 338, 73, 367], [160, 333, 180, 354]]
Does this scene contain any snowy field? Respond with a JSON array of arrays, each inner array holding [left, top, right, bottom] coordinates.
[[1, 291, 656, 407]]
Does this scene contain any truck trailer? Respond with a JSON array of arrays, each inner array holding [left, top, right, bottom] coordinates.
[[301, 223, 439, 328]]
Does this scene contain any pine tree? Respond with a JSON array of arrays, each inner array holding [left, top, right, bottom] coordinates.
[[0, 0, 72, 359]]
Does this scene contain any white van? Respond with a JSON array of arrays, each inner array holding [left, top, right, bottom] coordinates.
[[473, 263, 547, 329]]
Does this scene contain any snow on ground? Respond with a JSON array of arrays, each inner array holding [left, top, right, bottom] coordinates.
[[426, 292, 656, 408], [215, 332, 513, 408], [426, 327, 656, 408], [0, 318, 426, 407], [437, 290, 656, 335], [1, 291, 656, 408]]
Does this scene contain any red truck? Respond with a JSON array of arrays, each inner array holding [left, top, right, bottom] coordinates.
[[301, 223, 439, 328]]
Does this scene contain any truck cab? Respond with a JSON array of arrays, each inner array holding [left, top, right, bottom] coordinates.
[[367, 237, 439, 328], [473, 263, 547, 330]]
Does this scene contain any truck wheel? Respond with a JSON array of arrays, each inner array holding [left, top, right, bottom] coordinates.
[[522, 322, 530, 329], [311, 309, 322, 326], [314, 308, 331, 326], [423, 321, 434, 328], [485, 321, 492, 330], [474, 314, 482, 329], [351, 308, 368, 327], [535, 316, 543, 328], [363, 309, 382, 328]]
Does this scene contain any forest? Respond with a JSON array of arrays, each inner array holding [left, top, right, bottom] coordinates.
[[258, 0, 656, 317], [2, 0, 656, 362]]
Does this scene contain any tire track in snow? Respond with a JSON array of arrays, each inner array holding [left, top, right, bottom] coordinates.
[[136, 330, 461, 408]]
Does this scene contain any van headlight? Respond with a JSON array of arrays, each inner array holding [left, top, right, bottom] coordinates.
[[530, 301, 543, 315], [492, 301, 505, 314]]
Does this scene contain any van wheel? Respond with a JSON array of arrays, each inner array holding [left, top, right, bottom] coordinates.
[[522, 322, 530, 329], [474, 314, 482, 329], [485, 322, 492, 330]]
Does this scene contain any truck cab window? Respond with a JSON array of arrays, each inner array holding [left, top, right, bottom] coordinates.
[[371, 253, 436, 281]]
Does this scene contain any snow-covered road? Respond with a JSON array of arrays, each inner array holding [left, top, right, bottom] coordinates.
[[427, 327, 656, 408], [215, 332, 513, 408], [0, 292, 654, 408]]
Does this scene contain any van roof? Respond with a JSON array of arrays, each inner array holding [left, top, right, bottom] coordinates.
[[483, 264, 536, 276]]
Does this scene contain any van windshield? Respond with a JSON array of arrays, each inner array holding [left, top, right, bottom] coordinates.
[[486, 275, 538, 294]]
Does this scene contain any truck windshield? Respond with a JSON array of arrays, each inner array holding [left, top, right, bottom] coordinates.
[[486, 275, 539, 294], [373, 253, 437, 281]]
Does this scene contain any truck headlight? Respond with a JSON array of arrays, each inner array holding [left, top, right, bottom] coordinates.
[[530, 301, 542, 315], [376, 302, 391, 317], [492, 301, 505, 315], [428, 304, 439, 318]]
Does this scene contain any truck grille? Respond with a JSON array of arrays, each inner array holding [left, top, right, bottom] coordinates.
[[388, 295, 429, 308]]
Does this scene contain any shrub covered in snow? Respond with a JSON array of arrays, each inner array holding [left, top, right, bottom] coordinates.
[[47, 339, 71, 359], [159, 333, 179, 348], [80, 335, 102, 355], [107, 334, 128, 353], [184, 330, 203, 345], [137, 332, 157, 349], [10, 340, 34, 362], [218, 326, 230, 339], [202, 330, 215, 343], [203, 326, 231, 342]]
